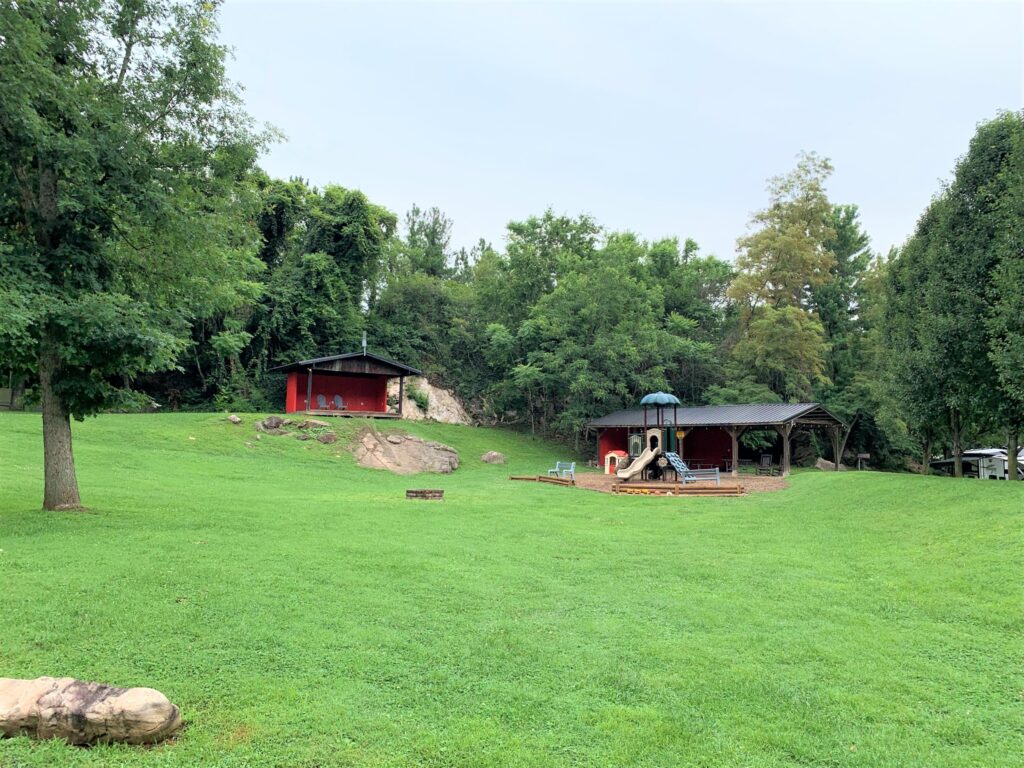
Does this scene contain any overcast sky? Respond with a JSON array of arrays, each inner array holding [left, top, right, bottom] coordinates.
[[219, 1, 1023, 261]]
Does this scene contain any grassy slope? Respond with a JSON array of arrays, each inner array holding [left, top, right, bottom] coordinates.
[[0, 413, 1020, 767]]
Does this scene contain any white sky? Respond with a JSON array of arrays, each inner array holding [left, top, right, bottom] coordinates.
[[219, 0, 1024, 260]]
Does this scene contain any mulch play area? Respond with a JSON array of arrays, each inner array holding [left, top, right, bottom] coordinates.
[[572, 472, 788, 495]]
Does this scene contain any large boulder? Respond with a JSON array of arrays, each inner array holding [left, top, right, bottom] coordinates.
[[261, 415, 286, 430], [815, 457, 849, 471], [353, 429, 459, 474], [481, 451, 506, 464], [386, 377, 472, 424], [0, 677, 182, 745]]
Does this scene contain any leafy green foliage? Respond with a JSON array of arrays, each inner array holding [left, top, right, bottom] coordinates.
[[407, 384, 430, 412], [729, 152, 837, 311], [886, 111, 1024, 468], [731, 305, 829, 401]]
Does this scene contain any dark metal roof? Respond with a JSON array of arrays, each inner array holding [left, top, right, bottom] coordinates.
[[270, 351, 422, 376], [586, 402, 844, 429]]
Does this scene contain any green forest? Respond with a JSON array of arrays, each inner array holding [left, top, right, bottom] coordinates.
[[2, 1, 1023, 510]]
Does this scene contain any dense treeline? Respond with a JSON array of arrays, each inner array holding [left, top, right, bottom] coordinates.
[[1, 2, 1020, 509], [136, 151, 914, 465], [142, 117, 1023, 474]]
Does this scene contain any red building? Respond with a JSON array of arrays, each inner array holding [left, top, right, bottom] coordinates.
[[271, 351, 421, 417]]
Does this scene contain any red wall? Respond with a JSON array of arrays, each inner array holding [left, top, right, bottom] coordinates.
[[680, 427, 732, 468], [285, 372, 388, 413], [285, 372, 299, 413], [598, 428, 629, 460]]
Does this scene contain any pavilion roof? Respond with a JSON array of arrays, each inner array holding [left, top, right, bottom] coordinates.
[[586, 402, 844, 429]]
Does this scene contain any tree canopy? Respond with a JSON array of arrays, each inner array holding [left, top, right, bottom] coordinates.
[[0, 0, 265, 507]]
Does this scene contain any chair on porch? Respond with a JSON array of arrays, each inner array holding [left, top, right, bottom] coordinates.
[[755, 454, 778, 476], [316, 394, 328, 410], [333, 395, 346, 410]]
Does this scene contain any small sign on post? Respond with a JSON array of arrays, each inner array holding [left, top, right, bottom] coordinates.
[[857, 453, 870, 470]]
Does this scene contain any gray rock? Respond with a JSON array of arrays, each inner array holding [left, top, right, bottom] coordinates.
[[262, 415, 286, 430], [227, 414, 242, 424], [353, 429, 459, 474], [299, 419, 330, 430], [815, 457, 849, 471], [481, 451, 506, 464], [316, 432, 338, 444]]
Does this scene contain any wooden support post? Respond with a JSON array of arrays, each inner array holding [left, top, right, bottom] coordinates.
[[305, 368, 313, 413], [829, 425, 841, 471], [726, 426, 746, 478], [398, 376, 404, 417], [774, 422, 793, 477]]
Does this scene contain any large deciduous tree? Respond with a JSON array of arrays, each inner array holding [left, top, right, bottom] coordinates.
[[886, 111, 1024, 478], [0, 0, 264, 509], [729, 152, 836, 311], [726, 153, 835, 403]]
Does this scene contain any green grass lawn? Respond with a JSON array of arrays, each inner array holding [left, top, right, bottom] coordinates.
[[0, 413, 1021, 767]]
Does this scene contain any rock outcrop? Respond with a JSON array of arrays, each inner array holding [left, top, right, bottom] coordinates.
[[481, 451, 506, 464], [0, 677, 182, 745], [387, 377, 471, 425], [353, 429, 459, 474], [815, 458, 849, 471]]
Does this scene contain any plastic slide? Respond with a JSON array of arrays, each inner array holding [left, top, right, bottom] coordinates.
[[616, 447, 657, 480]]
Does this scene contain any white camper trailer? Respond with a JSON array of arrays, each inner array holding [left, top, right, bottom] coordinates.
[[930, 448, 1024, 479]]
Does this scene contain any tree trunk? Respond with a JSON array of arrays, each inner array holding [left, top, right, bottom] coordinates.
[[39, 346, 82, 510], [951, 409, 963, 478], [1008, 426, 1020, 482], [921, 436, 932, 475]]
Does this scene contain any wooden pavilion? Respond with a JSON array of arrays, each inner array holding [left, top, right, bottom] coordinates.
[[587, 402, 847, 477], [271, 351, 421, 418]]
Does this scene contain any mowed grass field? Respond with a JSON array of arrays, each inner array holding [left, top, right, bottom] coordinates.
[[0, 413, 1021, 767]]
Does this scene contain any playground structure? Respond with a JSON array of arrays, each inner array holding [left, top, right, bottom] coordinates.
[[616, 427, 663, 480], [613, 392, 694, 483]]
